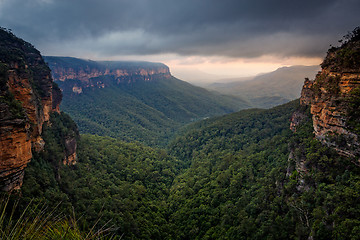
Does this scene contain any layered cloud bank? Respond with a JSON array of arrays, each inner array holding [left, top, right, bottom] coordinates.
[[1, 0, 359, 77]]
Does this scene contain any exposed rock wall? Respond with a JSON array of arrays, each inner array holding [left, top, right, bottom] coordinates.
[[289, 108, 308, 133], [295, 36, 360, 161], [6, 66, 54, 151], [0, 29, 76, 191], [44, 56, 172, 94], [63, 136, 77, 166], [0, 119, 32, 191], [51, 65, 170, 83]]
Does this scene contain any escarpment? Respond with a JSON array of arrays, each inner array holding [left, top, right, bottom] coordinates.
[[0, 28, 77, 191], [293, 29, 360, 162], [44, 56, 171, 94]]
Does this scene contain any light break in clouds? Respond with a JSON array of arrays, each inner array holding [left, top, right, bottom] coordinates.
[[0, 0, 359, 80]]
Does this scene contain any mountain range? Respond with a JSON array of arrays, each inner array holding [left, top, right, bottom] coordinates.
[[206, 65, 320, 108]]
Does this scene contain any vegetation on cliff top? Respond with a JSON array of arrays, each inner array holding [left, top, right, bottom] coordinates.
[[0, 63, 25, 120], [321, 27, 360, 71], [0, 27, 53, 99], [0, 27, 62, 122], [44, 56, 168, 73]]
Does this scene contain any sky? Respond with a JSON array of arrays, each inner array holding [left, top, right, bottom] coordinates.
[[0, 0, 359, 82]]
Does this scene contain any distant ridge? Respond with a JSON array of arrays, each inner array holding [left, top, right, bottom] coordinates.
[[206, 65, 320, 108], [44, 56, 171, 92], [45, 56, 250, 146]]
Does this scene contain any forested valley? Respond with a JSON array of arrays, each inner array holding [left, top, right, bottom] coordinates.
[[1, 26, 360, 240], [12, 99, 359, 239]]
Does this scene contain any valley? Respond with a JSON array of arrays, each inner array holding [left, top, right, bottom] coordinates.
[[0, 26, 360, 240], [45, 56, 250, 146], [206, 65, 320, 108]]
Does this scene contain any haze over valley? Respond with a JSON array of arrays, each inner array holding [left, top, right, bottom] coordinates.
[[1, 0, 358, 81], [0, 1, 360, 239]]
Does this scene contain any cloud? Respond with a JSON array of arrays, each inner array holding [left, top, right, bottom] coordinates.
[[0, 0, 359, 59]]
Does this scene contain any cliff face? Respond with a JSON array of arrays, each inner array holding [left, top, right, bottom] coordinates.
[[295, 31, 360, 161], [63, 136, 77, 165], [0, 29, 76, 191], [44, 56, 171, 94]]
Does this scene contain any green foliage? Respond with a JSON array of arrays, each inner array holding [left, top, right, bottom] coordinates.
[[321, 26, 360, 70], [0, 196, 51, 240], [169, 100, 298, 166], [0, 27, 54, 120], [5, 24, 357, 239], [58, 76, 250, 147], [324, 76, 341, 95], [0, 195, 112, 240], [166, 100, 360, 239], [343, 26, 360, 43], [311, 73, 341, 99], [58, 81, 179, 147], [166, 100, 299, 239], [45, 56, 105, 73], [0, 91, 25, 120], [335, 47, 360, 69], [21, 112, 78, 208], [0, 62, 8, 88], [15, 98, 360, 239], [284, 106, 360, 240], [0, 63, 25, 119], [346, 87, 360, 135], [22, 132, 181, 239], [0, 27, 38, 67], [61, 135, 181, 239], [40, 112, 79, 167], [44, 56, 169, 75]]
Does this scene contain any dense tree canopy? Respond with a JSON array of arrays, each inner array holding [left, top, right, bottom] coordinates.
[[14, 100, 359, 239], [58, 76, 249, 147]]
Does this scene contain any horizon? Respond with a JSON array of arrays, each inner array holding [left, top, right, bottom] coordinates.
[[43, 54, 321, 85], [1, 0, 359, 82]]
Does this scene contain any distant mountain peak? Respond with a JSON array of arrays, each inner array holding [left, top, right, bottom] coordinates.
[[206, 65, 320, 108]]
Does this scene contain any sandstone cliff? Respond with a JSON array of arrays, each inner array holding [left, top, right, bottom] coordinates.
[[293, 28, 360, 162], [44, 56, 171, 94], [0, 28, 77, 191]]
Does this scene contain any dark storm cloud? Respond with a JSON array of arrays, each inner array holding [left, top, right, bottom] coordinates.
[[1, 0, 359, 58]]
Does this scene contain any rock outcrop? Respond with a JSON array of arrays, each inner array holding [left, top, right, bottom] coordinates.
[[0, 28, 77, 191], [294, 29, 360, 161], [63, 136, 77, 166], [44, 56, 171, 94]]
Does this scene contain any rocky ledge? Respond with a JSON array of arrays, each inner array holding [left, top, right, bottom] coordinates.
[[294, 29, 360, 161], [44, 56, 171, 94], [0, 28, 77, 191]]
